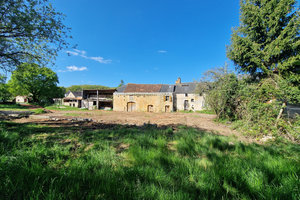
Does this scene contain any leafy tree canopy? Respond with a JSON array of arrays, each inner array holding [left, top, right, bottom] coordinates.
[[227, 0, 300, 83], [8, 63, 62, 104], [0, 0, 70, 71], [66, 85, 112, 92], [0, 74, 11, 102]]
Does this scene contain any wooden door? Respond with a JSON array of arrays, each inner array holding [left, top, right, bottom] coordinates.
[[127, 102, 136, 112]]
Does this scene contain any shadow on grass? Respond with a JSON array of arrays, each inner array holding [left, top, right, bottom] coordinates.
[[0, 120, 299, 199], [0, 103, 31, 109]]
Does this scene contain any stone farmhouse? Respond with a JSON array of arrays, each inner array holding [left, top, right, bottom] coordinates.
[[113, 78, 205, 112], [113, 84, 175, 112], [61, 78, 205, 112]]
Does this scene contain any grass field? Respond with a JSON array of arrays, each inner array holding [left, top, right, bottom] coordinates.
[[180, 110, 215, 115], [0, 104, 30, 110], [0, 121, 299, 199], [0, 104, 46, 114], [45, 105, 84, 111]]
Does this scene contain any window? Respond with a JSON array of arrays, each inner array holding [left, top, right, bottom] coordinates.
[[93, 101, 96, 106], [191, 99, 194, 102], [147, 105, 154, 112], [185, 93, 188, 97], [165, 96, 170, 101]]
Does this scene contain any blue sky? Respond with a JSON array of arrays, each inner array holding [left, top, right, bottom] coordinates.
[[52, 0, 240, 87]]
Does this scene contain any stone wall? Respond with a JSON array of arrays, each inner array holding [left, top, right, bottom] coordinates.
[[175, 93, 205, 111], [63, 100, 80, 108], [113, 93, 174, 112]]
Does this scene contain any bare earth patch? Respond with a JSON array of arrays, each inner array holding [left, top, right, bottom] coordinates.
[[13, 110, 255, 143]]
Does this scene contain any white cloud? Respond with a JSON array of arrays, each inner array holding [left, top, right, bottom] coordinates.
[[73, 49, 87, 55], [158, 50, 167, 53], [66, 65, 87, 72], [57, 66, 88, 72], [66, 49, 111, 64], [90, 56, 112, 64]]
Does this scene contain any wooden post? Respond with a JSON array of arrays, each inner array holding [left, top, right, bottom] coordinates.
[[276, 102, 286, 125], [97, 90, 99, 109]]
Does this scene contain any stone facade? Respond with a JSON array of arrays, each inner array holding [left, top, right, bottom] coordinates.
[[113, 93, 174, 112], [175, 93, 205, 111], [113, 81, 206, 113]]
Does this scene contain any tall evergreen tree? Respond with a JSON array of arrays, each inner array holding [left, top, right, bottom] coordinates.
[[227, 0, 300, 83]]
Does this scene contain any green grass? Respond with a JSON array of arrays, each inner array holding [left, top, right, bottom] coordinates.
[[0, 103, 29, 110], [0, 121, 299, 199], [196, 110, 215, 114], [0, 104, 46, 115], [45, 105, 83, 111], [64, 113, 81, 117], [179, 110, 215, 115], [33, 108, 47, 114]]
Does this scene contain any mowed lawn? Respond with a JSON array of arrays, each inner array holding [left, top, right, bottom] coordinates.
[[0, 121, 299, 200]]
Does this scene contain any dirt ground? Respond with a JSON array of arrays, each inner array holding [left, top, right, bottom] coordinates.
[[12, 110, 256, 143]]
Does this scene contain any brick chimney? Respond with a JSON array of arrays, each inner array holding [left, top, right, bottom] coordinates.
[[175, 77, 181, 84]]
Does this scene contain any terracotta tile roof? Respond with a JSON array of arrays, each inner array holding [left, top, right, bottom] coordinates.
[[124, 84, 162, 93]]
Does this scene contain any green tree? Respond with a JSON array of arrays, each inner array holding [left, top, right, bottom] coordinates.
[[0, 0, 70, 71], [227, 0, 300, 82], [55, 87, 66, 98], [201, 66, 240, 120], [8, 63, 61, 105], [118, 80, 125, 87], [0, 74, 11, 102], [66, 85, 111, 92]]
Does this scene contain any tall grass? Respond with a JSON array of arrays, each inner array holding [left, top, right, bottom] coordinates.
[[0, 122, 299, 199]]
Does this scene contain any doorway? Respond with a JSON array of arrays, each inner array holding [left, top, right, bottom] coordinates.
[[147, 105, 154, 112], [127, 102, 136, 112], [165, 105, 170, 112], [184, 100, 189, 111]]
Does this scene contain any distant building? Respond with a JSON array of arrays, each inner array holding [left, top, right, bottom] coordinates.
[[173, 78, 205, 111], [63, 91, 83, 108], [113, 78, 205, 112], [113, 84, 174, 112], [15, 96, 29, 103], [81, 89, 116, 110]]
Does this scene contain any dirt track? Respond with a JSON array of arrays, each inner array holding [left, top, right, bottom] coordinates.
[[13, 110, 255, 143]]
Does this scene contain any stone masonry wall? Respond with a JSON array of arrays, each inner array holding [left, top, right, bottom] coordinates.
[[113, 93, 174, 112], [175, 93, 205, 111]]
